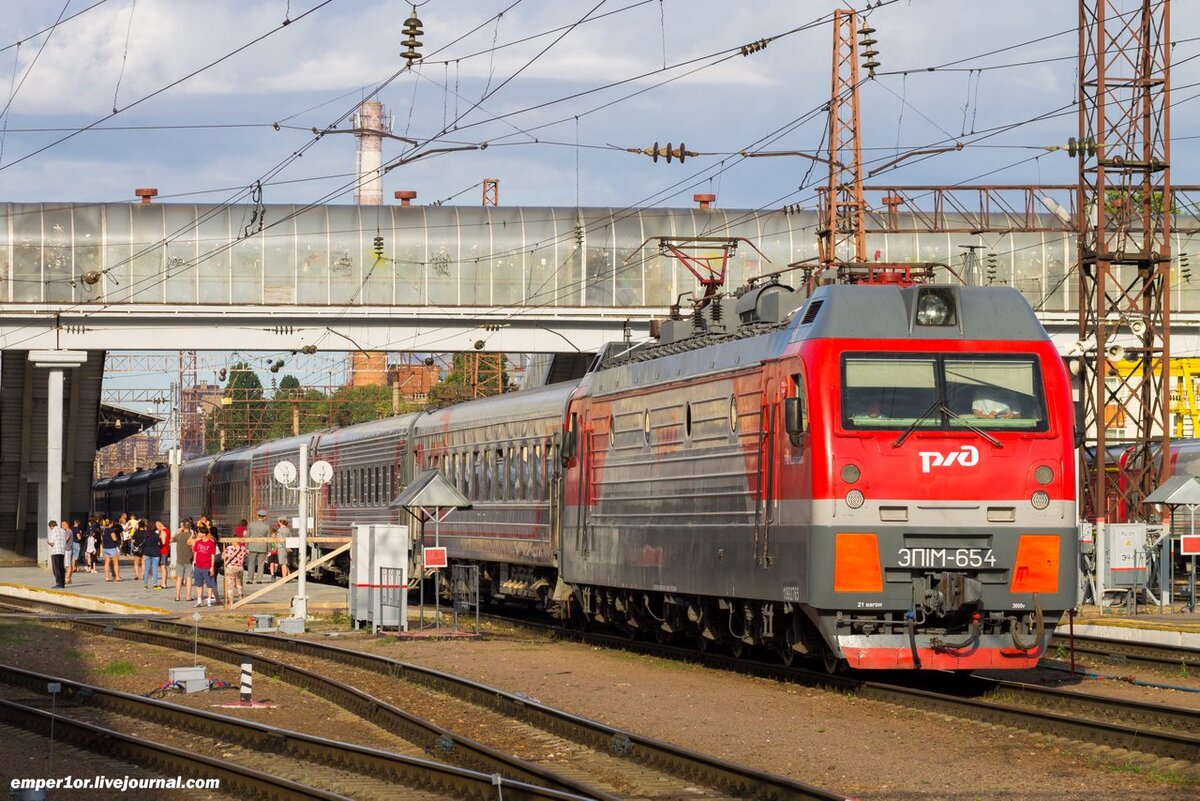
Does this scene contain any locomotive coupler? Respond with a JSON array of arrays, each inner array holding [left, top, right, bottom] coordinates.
[[912, 571, 983, 618]]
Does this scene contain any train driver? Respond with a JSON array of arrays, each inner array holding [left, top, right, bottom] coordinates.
[[971, 389, 1019, 419]]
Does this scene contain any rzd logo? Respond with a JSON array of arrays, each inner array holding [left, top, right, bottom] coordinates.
[[919, 444, 979, 473]]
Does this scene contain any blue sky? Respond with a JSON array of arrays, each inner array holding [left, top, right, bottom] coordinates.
[[3, 0, 1192, 212]]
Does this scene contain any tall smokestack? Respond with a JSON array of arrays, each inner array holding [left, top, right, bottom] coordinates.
[[354, 100, 389, 206]]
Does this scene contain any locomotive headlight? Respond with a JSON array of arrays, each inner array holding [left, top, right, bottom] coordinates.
[[1034, 465, 1054, 485], [845, 489, 865, 509], [841, 464, 861, 483], [1030, 490, 1051, 510], [915, 287, 957, 327]]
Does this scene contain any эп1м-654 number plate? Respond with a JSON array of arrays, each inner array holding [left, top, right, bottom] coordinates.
[[897, 547, 996, 568]]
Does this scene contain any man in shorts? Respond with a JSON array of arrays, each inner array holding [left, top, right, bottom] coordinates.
[[190, 524, 219, 607]]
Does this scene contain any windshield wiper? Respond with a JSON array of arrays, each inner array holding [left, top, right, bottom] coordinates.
[[891, 400, 1004, 449], [892, 399, 942, 449], [942, 405, 1003, 448]]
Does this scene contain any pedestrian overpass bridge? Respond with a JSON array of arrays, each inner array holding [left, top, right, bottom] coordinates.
[[3, 199, 1200, 563]]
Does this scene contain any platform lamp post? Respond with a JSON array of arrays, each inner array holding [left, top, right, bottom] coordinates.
[[272, 445, 333, 626]]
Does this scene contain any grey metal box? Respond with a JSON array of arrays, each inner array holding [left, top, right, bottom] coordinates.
[[278, 617, 305, 635], [168, 666, 208, 693]]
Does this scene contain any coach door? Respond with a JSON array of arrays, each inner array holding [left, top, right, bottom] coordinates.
[[755, 365, 781, 568]]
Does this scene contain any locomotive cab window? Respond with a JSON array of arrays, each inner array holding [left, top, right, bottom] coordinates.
[[842, 353, 1047, 432]]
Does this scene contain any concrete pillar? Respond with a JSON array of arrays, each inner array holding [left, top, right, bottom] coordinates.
[[30, 351, 88, 565]]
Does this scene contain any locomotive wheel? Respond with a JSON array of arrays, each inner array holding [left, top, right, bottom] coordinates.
[[696, 635, 710, 654], [655, 627, 673, 645], [823, 652, 846, 674], [777, 644, 796, 667], [730, 638, 746, 659]]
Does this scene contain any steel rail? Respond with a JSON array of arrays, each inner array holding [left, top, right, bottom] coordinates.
[[145, 619, 852, 801], [1050, 632, 1200, 671], [68, 617, 617, 801], [0, 595, 854, 801], [493, 613, 1200, 763], [0, 696, 352, 801], [0, 663, 593, 801]]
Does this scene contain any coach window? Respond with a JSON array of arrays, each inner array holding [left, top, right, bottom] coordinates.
[[520, 445, 530, 499], [684, 402, 693, 440], [729, 396, 739, 435], [642, 409, 651, 445]]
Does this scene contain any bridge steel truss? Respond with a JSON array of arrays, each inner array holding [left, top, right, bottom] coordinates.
[[1076, 0, 1172, 523]]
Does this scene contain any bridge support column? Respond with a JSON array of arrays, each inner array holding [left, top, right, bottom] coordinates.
[[29, 351, 87, 564]]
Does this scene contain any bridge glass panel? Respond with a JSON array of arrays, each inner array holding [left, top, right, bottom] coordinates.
[[327, 206, 361, 305], [73, 204, 103, 305], [393, 206, 425, 304], [1010, 233, 1045, 307], [425, 206, 458, 306], [196, 206, 231, 303], [295, 206, 328, 304], [43, 206, 74, 303], [164, 205, 198, 304], [490, 207, 524, 307], [559, 210, 584, 306], [613, 211, 644, 307], [671, 211, 699, 304], [639, 209, 675, 306], [459, 207, 487, 306], [360, 205, 391, 305], [229, 211, 263, 304], [130, 204, 165, 302], [12, 206, 42, 301], [585, 210, 614, 306], [103, 204, 133, 303], [264, 209, 296, 304], [523, 209, 560, 307]]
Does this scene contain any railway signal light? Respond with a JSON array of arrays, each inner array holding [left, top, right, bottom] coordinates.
[[218, 368, 228, 381], [401, 7, 423, 66], [1181, 252, 1192, 283], [372, 234, 385, 262]]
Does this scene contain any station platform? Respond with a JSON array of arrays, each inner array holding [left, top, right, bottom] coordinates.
[[0, 558, 348, 617], [1067, 604, 1200, 649]]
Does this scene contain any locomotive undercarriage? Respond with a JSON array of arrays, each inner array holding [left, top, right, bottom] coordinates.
[[825, 570, 1049, 670], [565, 584, 833, 668]]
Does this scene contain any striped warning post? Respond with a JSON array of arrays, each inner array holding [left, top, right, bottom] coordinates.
[[239, 663, 252, 703]]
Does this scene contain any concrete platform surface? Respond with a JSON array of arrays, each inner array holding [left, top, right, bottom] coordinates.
[[0, 558, 348, 617]]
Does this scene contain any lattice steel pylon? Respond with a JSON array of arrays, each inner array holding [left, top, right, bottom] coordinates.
[[1076, 0, 1172, 523], [817, 9, 866, 268]]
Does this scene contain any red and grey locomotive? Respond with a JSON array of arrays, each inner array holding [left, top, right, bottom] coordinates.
[[95, 281, 1076, 670]]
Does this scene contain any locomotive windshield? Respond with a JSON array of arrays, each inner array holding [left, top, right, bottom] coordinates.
[[842, 353, 1047, 432]]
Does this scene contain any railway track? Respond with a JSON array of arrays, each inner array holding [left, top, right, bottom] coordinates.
[[1050, 632, 1200, 672], [488, 612, 1200, 766], [0, 596, 851, 801], [0, 662, 592, 801]]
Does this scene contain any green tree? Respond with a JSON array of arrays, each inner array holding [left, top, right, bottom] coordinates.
[[211, 361, 265, 451]]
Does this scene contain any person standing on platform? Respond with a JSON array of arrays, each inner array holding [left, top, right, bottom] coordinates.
[[190, 524, 219, 607], [60, 520, 74, 585], [275, 517, 293, 578], [156, 520, 171, 589], [67, 519, 83, 584], [101, 518, 122, 581], [222, 533, 247, 608], [131, 520, 148, 584], [47, 520, 67, 589], [246, 510, 270, 584], [84, 522, 98, 572], [173, 520, 195, 602]]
